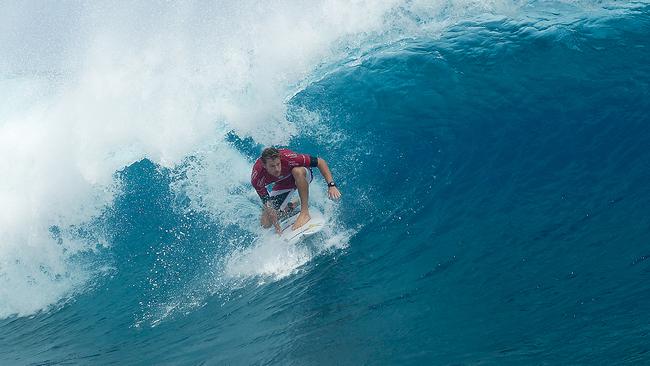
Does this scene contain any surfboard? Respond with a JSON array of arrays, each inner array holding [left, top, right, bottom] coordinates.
[[276, 208, 326, 245]]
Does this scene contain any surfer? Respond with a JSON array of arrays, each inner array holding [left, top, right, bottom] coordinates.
[[251, 147, 341, 233]]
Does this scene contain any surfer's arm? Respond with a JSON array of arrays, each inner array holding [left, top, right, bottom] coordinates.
[[259, 198, 282, 234], [315, 158, 341, 200], [252, 174, 282, 233], [263, 203, 282, 234]]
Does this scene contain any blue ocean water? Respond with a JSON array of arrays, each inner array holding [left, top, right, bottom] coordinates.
[[2, 2, 650, 365]]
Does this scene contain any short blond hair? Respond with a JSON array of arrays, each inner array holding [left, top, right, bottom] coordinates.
[[261, 147, 280, 163]]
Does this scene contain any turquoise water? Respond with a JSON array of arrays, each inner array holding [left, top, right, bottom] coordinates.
[[2, 1, 650, 365]]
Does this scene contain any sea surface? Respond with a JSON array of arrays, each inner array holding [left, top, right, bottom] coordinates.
[[1, 1, 650, 365]]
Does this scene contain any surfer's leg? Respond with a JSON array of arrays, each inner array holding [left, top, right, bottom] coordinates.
[[291, 167, 311, 229]]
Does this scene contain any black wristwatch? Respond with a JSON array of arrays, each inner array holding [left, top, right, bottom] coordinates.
[[327, 181, 337, 187]]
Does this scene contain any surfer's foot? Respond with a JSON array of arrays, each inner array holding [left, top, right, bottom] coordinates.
[[292, 211, 311, 230]]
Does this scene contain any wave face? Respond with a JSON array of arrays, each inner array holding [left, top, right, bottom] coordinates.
[[2, 1, 650, 364]]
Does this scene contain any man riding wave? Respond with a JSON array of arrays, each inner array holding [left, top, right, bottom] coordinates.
[[251, 147, 341, 233]]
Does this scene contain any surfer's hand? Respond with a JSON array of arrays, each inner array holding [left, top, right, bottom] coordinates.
[[262, 205, 281, 234], [328, 186, 341, 200], [263, 205, 278, 219]]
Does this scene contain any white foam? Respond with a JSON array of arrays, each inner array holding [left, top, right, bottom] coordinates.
[[220, 183, 352, 282], [224, 232, 313, 281]]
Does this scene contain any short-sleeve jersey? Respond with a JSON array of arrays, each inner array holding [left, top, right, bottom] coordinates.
[[251, 149, 317, 202]]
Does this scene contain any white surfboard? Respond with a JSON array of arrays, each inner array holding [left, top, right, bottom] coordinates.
[[276, 208, 326, 245]]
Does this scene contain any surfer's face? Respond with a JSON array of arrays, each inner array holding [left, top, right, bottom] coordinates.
[[263, 157, 282, 177]]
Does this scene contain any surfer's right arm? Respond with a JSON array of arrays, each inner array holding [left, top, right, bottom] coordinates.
[[259, 195, 282, 234], [252, 165, 282, 234]]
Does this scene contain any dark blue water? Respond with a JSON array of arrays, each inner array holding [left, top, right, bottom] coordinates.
[[2, 3, 650, 365]]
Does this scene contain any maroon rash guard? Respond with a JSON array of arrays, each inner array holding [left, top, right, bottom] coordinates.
[[251, 149, 318, 204]]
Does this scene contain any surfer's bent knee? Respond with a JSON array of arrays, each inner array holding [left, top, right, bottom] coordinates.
[[291, 167, 307, 180]]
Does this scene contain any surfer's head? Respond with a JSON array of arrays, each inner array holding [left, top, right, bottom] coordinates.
[[261, 147, 281, 177]]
